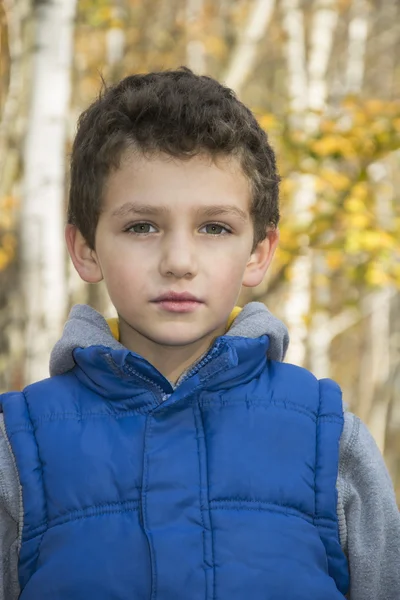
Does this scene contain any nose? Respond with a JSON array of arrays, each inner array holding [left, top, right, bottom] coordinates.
[[159, 231, 198, 279]]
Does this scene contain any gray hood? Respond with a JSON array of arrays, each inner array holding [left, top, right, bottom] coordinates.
[[50, 302, 289, 377]]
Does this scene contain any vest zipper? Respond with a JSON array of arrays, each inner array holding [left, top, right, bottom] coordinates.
[[175, 341, 223, 386], [121, 339, 224, 400], [122, 363, 171, 402]]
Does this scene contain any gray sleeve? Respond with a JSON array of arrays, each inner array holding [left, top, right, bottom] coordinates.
[[337, 411, 400, 600], [0, 414, 21, 600]]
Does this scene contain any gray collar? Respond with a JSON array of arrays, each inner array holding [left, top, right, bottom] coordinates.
[[49, 302, 289, 377]]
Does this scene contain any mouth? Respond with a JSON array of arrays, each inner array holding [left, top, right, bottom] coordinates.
[[151, 292, 204, 313]]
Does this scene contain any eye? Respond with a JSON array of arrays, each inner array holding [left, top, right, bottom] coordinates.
[[200, 223, 232, 235], [126, 222, 157, 234]]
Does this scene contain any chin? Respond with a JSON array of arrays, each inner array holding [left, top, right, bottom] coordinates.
[[152, 334, 205, 347], [149, 325, 211, 347]]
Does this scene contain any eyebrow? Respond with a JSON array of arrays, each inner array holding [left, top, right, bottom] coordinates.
[[111, 202, 248, 222]]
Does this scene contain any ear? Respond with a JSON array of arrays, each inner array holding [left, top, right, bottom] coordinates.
[[242, 229, 279, 288], [65, 224, 103, 283]]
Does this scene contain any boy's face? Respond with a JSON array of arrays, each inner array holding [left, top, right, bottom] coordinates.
[[67, 153, 278, 359]]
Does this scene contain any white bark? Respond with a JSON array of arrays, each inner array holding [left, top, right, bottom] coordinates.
[[0, 0, 29, 196], [282, 0, 339, 368], [307, 0, 368, 377], [360, 289, 392, 452], [106, 28, 125, 67], [21, 0, 77, 384], [280, 0, 308, 116], [310, 288, 397, 380], [105, 3, 126, 67], [306, 0, 338, 130], [345, 0, 369, 94], [305, 1, 339, 372], [224, 0, 275, 95], [283, 174, 314, 366], [186, 0, 206, 74], [281, 0, 310, 365], [359, 160, 394, 452]]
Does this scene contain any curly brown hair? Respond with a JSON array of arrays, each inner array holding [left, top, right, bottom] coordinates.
[[68, 67, 280, 250]]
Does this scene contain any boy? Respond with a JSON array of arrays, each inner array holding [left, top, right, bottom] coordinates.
[[0, 67, 399, 599]]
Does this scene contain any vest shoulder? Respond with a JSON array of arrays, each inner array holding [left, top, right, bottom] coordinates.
[[23, 371, 79, 396], [269, 360, 341, 389], [270, 360, 319, 380], [267, 360, 343, 416], [0, 375, 65, 401], [1, 372, 80, 411]]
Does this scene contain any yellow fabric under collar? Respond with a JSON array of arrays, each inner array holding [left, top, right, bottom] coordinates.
[[106, 306, 243, 342]]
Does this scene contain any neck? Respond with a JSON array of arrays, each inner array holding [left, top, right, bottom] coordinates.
[[118, 320, 226, 384]]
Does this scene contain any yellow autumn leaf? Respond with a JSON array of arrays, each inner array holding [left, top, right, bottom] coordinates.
[[352, 182, 368, 199], [314, 273, 330, 287], [311, 136, 340, 156], [348, 213, 370, 229], [320, 169, 350, 191], [344, 197, 366, 213], [205, 36, 227, 60], [312, 135, 356, 158], [326, 252, 344, 270], [0, 195, 18, 210], [258, 113, 278, 131], [320, 120, 336, 134], [0, 248, 10, 272], [314, 177, 328, 193], [342, 97, 357, 111], [345, 231, 362, 253], [280, 177, 296, 197], [358, 137, 376, 156], [392, 264, 400, 285], [1, 233, 16, 252], [376, 231, 397, 249], [353, 110, 368, 127], [370, 120, 389, 135], [275, 248, 291, 268], [365, 265, 390, 286], [365, 100, 386, 116], [360, 230, 383, 251], [0, 211, 13, 230], [278, 227, 299, 251]]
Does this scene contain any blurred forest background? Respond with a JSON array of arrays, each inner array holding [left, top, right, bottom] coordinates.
[[0, 0, 399, 499]]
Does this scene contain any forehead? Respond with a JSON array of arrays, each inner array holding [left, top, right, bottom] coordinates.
[[101, 152, 251, 216]]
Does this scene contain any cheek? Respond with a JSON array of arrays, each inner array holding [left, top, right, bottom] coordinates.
[[100, 252, 142, 294], [208, 254, 249, 290]]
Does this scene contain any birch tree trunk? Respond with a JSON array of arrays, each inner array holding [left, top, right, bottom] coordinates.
[[0, 0, 29, 200], [186, 0, 206, 73], [358, 159, 394, 453], [0, 0, 32, 392], [223, 0, 275, 96], [344, 0, 382, 434], [360, 289, 392, 452], [345, 0, 369, 94], [282, 0, 338, 368], [21, 0, 77, 384], [340, 0, 395, 450], [308, 0, 365, 377], [281, 0, 310, 366]]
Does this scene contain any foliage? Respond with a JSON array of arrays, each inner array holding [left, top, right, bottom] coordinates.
[[0, 197, 17, 273], [2, 1, 400, 292], [258, 99, 400, 292]]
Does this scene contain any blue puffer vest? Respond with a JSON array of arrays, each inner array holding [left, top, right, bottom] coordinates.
[[1, 333, 349, 599]]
